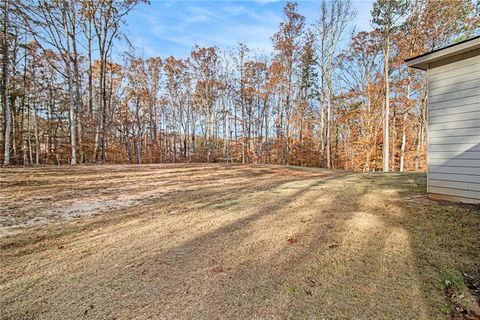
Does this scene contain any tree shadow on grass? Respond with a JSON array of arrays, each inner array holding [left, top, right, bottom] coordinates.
[[7, 170, 475, 319], [1, 171, 349, 319], [218, 174, 431, 320], [382, 183, 480, 318], [341, 173, 480, 319]]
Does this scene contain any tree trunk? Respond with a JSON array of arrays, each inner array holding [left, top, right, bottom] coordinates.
[[399, 116, 407, 172], [33, 101, 40, 165], [63, 3, 76, 165], [400, 80, 410, 172], [383, 36, 390, 172], [326, 54, 333, 169], [87, 19, 93, 115], [70, 4, 83, 163], [2, 0, 11, 165]]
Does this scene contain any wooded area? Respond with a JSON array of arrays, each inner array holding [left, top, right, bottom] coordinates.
[[0, 0, 478, 170]]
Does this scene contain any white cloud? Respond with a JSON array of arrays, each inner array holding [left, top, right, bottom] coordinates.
[[253, 0, 282, 5], [186, 5, 216, 17], [184, 14, 211, 24]]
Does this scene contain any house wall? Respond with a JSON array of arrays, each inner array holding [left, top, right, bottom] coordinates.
[[427, 54, 480, 204]]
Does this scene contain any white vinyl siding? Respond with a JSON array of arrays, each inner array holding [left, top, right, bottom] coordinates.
[[427, 54, 480, 203]]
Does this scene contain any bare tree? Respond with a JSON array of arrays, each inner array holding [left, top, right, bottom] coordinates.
[[314, 0, 355, 168], [372, 0, 409, 172]]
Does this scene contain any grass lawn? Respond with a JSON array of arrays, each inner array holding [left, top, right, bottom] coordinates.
[[1, 164, 479, 319]]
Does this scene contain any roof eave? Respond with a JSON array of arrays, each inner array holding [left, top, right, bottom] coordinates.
[[405, 36, 480, 71], [406, 60, 428, 70]]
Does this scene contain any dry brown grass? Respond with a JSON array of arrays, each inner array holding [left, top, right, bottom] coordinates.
[[1, 164, 479, 319]]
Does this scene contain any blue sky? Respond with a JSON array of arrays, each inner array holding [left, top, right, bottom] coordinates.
[[125, 0, 375, 58]]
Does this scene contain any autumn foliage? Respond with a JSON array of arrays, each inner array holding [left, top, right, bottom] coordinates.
[[0, 0, 478, 170]]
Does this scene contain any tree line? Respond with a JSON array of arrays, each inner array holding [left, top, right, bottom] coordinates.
[[1, 0, 478, 170]]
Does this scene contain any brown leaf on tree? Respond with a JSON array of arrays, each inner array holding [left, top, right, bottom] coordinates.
[[211, 265, 224, 273]]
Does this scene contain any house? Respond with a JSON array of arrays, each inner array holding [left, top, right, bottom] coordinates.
[[406, 36, 480, 204]]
